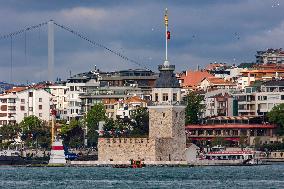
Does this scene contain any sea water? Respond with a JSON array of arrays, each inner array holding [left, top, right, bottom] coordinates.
[[0, 164, 283, 189]]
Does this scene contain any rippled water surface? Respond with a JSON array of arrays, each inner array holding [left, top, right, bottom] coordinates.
[[0, 164, 284, 188]]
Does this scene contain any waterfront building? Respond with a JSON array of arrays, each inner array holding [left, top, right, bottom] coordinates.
[[0, 87, 53, 126], [186, 116, 276, 146]]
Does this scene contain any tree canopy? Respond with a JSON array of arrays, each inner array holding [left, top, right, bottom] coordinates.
[[20, 115, 51, 148], [84, 103, 107, 147], [184, 91, 205, 125], [268, 103, 284, 135], [61, 119, 84, 148]]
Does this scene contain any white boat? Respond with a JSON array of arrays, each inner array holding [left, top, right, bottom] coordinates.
[[195, 146, 262, 166]]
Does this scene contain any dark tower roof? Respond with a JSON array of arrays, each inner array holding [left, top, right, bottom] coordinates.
[[154, 64, 180, 88]]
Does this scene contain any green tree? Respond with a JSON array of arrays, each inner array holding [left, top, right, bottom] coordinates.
[[130, 107, 149, 136], [184, 91, 205, 124], [268, 103, 284, 135], [84, 103, 107, 147], [20, 115, 51, 148], [0, 124, 20, 141], [61, 119, 84, 148]]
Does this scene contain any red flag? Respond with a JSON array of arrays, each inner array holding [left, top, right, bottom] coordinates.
[[167, 31, 171, 40]]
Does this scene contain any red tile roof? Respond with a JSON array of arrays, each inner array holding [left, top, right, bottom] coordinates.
[[124, 96, 146, 103], [204, 77, 236, 85], [5, 87, 27, 93], [180, 70, 213, 87]]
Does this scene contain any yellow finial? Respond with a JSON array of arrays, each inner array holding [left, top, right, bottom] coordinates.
[[164, 8, 168, 27]]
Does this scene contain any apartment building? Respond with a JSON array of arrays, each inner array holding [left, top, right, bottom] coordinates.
[[235, 80, 284, 116], [0, 87, 53, 126], [66, 70, 100, 121], [205, 92, 234, 117], [80, 86, 143, 119], [116, 96, 147, 119], [256, 48, 284, 64], [99, 69, 157, 100], [48, 83, 68, 119], [238, 69, 284, 89], [199, 77, 237, 91]]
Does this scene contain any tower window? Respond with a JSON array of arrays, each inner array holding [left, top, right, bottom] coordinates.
[[155, 93, 158, 102], [163, 113, 165, 117], [162, 93, 168, 101], [173, 93, 177, 101]]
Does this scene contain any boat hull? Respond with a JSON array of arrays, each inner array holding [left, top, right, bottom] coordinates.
[[0, 156, 26, 165]]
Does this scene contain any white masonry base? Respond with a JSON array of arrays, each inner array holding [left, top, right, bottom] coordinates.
[[49, 140, 66, 164]]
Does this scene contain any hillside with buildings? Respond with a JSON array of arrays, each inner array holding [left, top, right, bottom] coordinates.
[[0, 48, 284, 162]]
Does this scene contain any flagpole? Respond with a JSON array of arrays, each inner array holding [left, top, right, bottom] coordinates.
[[165, 8, 168, 61]]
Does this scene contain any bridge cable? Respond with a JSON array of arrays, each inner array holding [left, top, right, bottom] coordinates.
[[53, 21, 151, 71], [0, 22, 48, 40]]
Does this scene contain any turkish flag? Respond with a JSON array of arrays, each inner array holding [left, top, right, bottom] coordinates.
[[167, 31, 171, 40]]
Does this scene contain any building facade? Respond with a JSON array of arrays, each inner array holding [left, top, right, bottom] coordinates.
[[186, 116, 276, 146], [235, 80, 284, 116], [0, 87, 53, 126]]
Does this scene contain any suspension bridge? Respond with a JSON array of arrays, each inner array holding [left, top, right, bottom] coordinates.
[[0, 20, 150, 83]]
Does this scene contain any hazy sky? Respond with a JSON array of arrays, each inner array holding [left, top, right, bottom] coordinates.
[[0, 0, 283, 83]]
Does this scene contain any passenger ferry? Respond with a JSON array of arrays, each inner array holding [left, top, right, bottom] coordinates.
[[197, 146, 261, 166]]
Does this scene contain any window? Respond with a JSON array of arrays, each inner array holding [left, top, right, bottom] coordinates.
[[29, 92, 33, 97], [155, 93, 158, 102], [39, 113, 42, 117], [20, 106, 25, 111], [24, 113, 27, 117], [162, 93, 168, 101], [173, 93, 177, 101], [39, 105, 42, 110], [263, 96, 267, 100], [39, 98, 42, 102], [21, 99, 25, 103], [281, 95, 284, 100]]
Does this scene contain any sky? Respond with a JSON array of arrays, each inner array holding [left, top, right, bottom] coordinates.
[[0, 0, 283, 84]]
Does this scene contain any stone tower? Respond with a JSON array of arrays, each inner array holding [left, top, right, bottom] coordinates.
[[148, 8, 186, 161], [148, 61, 186, 161]]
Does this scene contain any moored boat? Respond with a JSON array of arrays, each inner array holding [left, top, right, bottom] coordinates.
[[195, 146, 262, 166], [0, 150, 26, 165]]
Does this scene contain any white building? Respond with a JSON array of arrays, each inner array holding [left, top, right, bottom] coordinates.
[[0, 87, 53, 126], [66, 70, 100, 121], [256, 48, 284, 64], [205, 92, 234, 117], [48, 84, 68, 119], [235, 80, 284, 116], [199, 77, 237, 91], [116, 96, 147, 119]]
